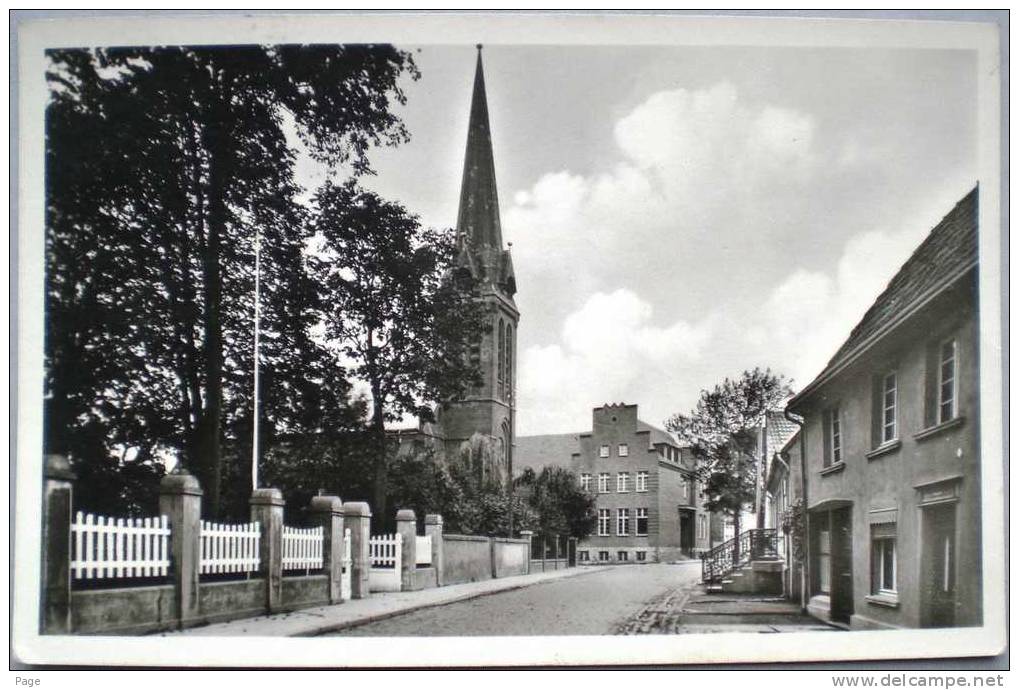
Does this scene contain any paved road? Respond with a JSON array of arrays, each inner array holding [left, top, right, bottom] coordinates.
[[328, 562, 701, 636]]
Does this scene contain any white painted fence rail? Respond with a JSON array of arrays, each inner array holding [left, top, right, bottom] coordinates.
[[199, 520, 260, 575], [71, 512, 171, 580], [415, 535, 432, 566], [368, 533, 402, 592], [369, 533, 402, 568], [282, 525, 324, 571]]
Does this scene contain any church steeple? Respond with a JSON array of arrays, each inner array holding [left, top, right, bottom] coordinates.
[[456, 45, 510, 293]]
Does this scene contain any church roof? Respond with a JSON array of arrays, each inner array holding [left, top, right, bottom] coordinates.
[[456, 47, 503, 258], [514, 433, 582, 476]]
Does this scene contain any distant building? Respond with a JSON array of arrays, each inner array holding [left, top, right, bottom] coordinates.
[[764, 422, 804, 604], [516, 403, 711, 563], [787, 187, 980, 629]]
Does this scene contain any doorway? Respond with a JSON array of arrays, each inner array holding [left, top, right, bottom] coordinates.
[[829, 507, 854, 623], [678, 508, 695, 556], [921, 503, 957, 627]]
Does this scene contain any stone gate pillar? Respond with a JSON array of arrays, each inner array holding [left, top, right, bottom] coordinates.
[[310, 495, 344, 604], [344, 502, 372, 599]]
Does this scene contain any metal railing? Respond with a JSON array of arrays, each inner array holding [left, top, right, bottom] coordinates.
[[701, 528, 778, 583]]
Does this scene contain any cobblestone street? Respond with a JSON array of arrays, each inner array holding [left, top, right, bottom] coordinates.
[[329, 562, 702, 636]]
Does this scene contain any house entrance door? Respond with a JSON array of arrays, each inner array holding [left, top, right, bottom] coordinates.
[[829, 507, 854, 624], [922, 503, 957, 627], [678, 509, 695, 556]]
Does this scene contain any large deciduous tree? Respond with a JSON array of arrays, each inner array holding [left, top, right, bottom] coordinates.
[[45, 44, 418, 517], [312, 181, 488, 526], [514, 466, 598, 540], [665, 367, 792, 552]]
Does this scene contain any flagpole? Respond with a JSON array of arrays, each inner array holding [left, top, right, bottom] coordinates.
[[252, 228, 261, 491]]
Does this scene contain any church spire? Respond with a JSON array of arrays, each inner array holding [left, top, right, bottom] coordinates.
[[456, 45, 503, 257]]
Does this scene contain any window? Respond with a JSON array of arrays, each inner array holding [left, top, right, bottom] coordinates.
[[598, 551, 609, 562], [871, 525, 897, 596], [497, 319, 505, 399], [597, 509, 611, 536], [617, 551, 629, 562], [617, 508, 630, 536], [697, 514, 707, 540], [831, 406, 842, 463], [505, 324, 513, 401], [618, 443, 629, 457], [635, 508, 648, 536], [938, 339, 957, 423], [635, 550, 646, 562], [579, 550, 590, 562], [599, 444, 610, 458], [580, 473, 591, 492], [598, 473, 610, 493], [882, 372, 897, 443], [682, 477, 691, 503], [636, 471, 648, 492], [818, 529, 831, 594], [617, 472, 629, 493]]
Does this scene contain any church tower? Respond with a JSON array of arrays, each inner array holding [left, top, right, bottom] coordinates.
[[438, 46, 519, 481]]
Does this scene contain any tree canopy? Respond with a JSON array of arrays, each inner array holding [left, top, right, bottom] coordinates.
[[666, 367, 792, 541], [311, 180, 488, 525], [44, 44, 418, 517]]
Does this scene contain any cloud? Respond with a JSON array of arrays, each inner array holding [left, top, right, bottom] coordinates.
[[503, 80, 971, 436], [517, 288, 713, 433]]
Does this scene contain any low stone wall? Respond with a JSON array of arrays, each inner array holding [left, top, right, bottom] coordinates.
[[280, 574, 329, 611], [442, 534, 493, 585], [71, 584, 178, 635], [199, 578, 266, 624], [492, 537, 529, 578], [411, 567, 437, 591], [69, 575, 331, 634]]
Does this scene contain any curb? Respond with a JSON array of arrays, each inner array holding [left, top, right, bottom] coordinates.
[[293, 566, 610, 637]]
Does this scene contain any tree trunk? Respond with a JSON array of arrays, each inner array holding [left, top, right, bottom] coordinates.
[[369, 377, 388, 532], [195, 98, 229, 519]]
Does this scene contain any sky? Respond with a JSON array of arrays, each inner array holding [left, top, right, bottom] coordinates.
[[301, 44, 978, 437]]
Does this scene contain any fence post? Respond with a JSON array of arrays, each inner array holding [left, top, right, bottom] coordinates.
[[41, 455, 74, 634], [396, 509, 416, 591], [424, 514, 443, 586], [159, 469, 203, 628], [520, 530, 533, 575], [250, 487, 285, 613], [554, 534, 560, 570], [344, 502, 371, 599], [568, 537, 577, 567], [310, 495, 344, 604]]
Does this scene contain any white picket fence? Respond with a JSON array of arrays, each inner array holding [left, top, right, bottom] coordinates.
[[282, 525, 324, 572], [199, 520, 261, 575], [71, 512, 171, 580], [341, 528, 352, 601], [368, 533, 402, 592], [415, 535, 432, 566]]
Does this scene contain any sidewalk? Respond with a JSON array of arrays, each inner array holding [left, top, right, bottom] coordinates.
[[161, 565, 609, 637], [617, 581, 841, 634]]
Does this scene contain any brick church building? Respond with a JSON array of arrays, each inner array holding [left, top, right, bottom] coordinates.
[[393, 47, 518, 484]]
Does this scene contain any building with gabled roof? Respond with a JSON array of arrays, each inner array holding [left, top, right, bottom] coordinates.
[[787, 187, 980, 629], [516, 403, 712, 563]]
